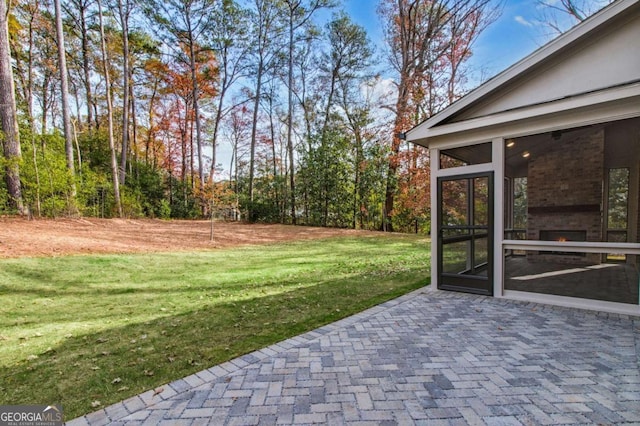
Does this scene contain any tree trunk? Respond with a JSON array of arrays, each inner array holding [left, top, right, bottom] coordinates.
[[40, 74, 49, 134], [180, 114, 187, 183], [0, 0, 26, 215], [268, 93, 280, 221], [189, 115, 195, 190], [98, 0, 122, 217], [248, 57, 263, 203], [353, 133, 362, 230], [27, 3, 41, 216], [211, 88, 224, 178], [79, 2, 93, 130], [146, 76, 159, 167], [186, 20, 204, 190], [130, 83, 138, 172], [54, 0, 77, 210], [287, 16, 296, 224], [320, 70, 338, 227], [118, 0, 130, 185]]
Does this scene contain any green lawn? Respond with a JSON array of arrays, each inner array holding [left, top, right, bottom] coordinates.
[[0, 234, 429, 419]]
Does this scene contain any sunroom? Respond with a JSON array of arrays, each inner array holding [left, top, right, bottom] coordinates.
[[406, 0, 640, 315]]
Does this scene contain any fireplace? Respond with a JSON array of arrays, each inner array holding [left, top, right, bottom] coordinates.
[[540, 230, 587, 242], [540, 230, 587, 256], [524, 129, 604, 264]]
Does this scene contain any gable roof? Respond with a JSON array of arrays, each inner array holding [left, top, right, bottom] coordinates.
[[406, 0, 640, 144]]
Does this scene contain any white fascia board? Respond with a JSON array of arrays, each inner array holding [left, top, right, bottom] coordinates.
[[408, 83, 640, 144], [407, 0, 640, 135]]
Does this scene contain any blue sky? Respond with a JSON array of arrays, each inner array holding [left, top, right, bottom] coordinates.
[[340, 0, 569, 86], [219, 1, 591, 173]]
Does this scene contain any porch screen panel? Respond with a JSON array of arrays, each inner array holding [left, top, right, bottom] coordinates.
[[607, 168, 630, 261], [441, 179, 471, 274], [440, 176, 491, 276], [504, 248, 639, 305], [440, 142, 492, 169], [502, 119, 640, 306]]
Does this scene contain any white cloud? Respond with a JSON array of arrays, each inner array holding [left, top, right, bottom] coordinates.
[[362, 76, 397, 103], [515, 15, 534, 27]]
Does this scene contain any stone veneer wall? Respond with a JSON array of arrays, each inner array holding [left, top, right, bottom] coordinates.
[[527, 129, 605, 264]]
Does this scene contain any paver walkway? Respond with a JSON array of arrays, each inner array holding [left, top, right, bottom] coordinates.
[[69, 289, 640, 425]]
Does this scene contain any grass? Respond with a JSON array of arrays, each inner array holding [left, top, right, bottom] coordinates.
[[0, 234, 430, 419]]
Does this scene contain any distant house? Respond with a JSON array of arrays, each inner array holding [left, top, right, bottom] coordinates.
[[406, 0, 640, 315]]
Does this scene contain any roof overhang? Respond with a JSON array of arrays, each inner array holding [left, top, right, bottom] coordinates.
[[408, 81, 640, 147]]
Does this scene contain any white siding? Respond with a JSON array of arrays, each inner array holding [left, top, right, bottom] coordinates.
[[455, 13, 640, 121]]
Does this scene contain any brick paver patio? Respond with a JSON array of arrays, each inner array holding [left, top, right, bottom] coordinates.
[[68, 289, 640, 425]]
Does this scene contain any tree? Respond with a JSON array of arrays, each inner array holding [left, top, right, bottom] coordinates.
[[97, 0, 123, 217], [0, 0, 26, 215], [143, 0, 218, 191], [65, 0, 96, 130], [2, 0, 506, 226], [338, 76, 385, 230], [126, 29, 163, 176], [114, 0, 133, 184], [54, 0, 77, 207], [320, 13, 371, 138], [536, 0, 612, 34], [282, 0, 334, 224], [247, 0, 283, 207], [208, 0, 249, 179], [10, 0, 43, 216], [379, 0, 496, 231], [223, 103, 251, 218], [317, 12, 372, 226]]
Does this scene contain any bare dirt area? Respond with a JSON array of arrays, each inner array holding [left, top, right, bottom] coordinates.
[[0, 218, 377, 258]]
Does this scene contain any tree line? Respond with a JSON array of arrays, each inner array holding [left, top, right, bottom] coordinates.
[[0, 0, 597, 231]]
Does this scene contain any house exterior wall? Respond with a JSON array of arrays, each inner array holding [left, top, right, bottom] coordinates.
[[412, 0, 640, 315], [454, 12, 640, 122]]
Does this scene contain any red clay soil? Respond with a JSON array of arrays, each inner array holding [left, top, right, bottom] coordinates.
[[0, 218, 376, 258]]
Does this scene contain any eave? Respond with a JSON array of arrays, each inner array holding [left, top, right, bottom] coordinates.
[[408, 81, 640, 147]]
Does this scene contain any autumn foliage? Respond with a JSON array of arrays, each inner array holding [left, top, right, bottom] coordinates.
[[1, 0, 499, 231]]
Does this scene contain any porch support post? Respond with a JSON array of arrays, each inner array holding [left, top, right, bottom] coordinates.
[[493, 137, 505, 297], [430, 147, 439, 291]]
